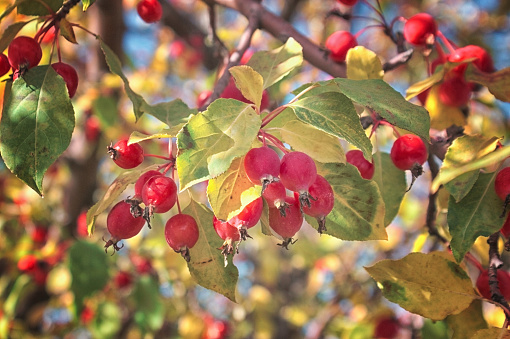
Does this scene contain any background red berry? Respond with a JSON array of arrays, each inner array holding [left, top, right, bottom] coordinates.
[[346, 150, 375, 179], [0, 53, 10, 77], [137, 0, 163, 23], [325, 31, 357, 63], [495, 167, 510, 201], [403, 13, 437, 46]]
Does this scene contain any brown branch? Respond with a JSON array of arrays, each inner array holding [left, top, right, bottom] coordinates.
[[487, 232, 510, 321], [383, 49, 414, 72], [426, 153, 448, 245]]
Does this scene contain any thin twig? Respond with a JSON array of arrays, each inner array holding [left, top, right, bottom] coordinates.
[[487, 232, 510, 322], [426, 153, 448, 245]]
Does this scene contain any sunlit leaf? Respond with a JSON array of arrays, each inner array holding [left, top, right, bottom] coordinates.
[[278, 120, 346, 164], [310, 163, 386, 240], [365, 252, 476, 320], [185, 200, 239, 302], [373, 152, 406, 226], [466, 65, 510, 103], [207, 157, 261, 221], [86, 164, 160, 235], [17, 0, 62, 15], [346, 46, 383, 80], [406, 70, 445, 101], [82, 0, 95, 11], [0, 66, 74, 196], [247, 37, 303, 89], [425, 85, 467, 130], [0, 21, 30, 52], [142, 98, 196, 128], [128, 130, 174, 145], [448, 173, 502, 263], [287, 92, 372, 160], [230, 65, 264, 109], [0, 0, 28, 23], [446, 300, 487, 339]]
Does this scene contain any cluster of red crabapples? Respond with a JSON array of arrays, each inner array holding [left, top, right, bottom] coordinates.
[[1, 31, 79, 98], [105, 139, 199, 262], [328, 1, 495, 108]]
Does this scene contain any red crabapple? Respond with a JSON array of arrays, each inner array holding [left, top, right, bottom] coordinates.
[[197, 90, 212, 108], [108, 139, 144, 169], [114, 271, 133, 289], [51, 62, 79, 98], [495, 167, 510, 217], [280, 151, 317, 210], [8, 36, 42, 70], [165, 213, 199, 262], [134, 170, 162, 198], [336, 0, 357, 6], [268, 196, 303, 249], [374, 316, 400, 339], [141, 175, 177, 221], [325, 31, 358, 63], [221, 77, 270, 111], [244, 146, 281, 187], [228, 197, 263, 240], [501, 213, 510, 238], [438, 74, 471, 107], [448, 45, 495, 74], [18, 254, 38, 272], [301, 175, 334, 234], [390, 134, 428, 171], [137, 0, 162, 23], [104, 201, 146, 253], [262, 180, 290, 215], [346, 150, 375, 179], [403, 13, 437, 46], [213, 216, 241, 265], [0, 54, 10, 77]]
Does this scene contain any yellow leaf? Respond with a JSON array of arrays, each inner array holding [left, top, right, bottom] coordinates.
[[346, 46, 383, 80], [425, 85, 467, 130]]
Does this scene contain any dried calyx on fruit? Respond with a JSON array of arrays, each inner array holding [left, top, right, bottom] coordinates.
[[390, 134, 428, 190], [279, 151, 318, 211], [268, 196, 303, 249], [165, 214, 199, 262], [213, 216, 241, 266], [108, 139, 144, 169], [244, 146, 280, 190], [141, 175, 177, 226], [300, 175, 334, 234], [262, 180, 290, 216]]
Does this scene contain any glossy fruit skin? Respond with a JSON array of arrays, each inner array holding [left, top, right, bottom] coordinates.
[[165, 214, 199, 251], [134, 170, 161, 198], [262, 180, 287, 208], [403, 13, 437, 46], [0, 53, 10, 77], [137, 0, 162, 23], [302, 175, 334, 218], [107, 201, 145, 240], [336, 0, 357, 6], [346, 150, 375, 179], [438, 74, 471, 107], [495, 167, 510, 201], [51, 62, 79, 98], [141, 175, 177, 213], [109, 139, 144, 169], [244, 146, 281, 185], [476, 269, 510, 300], [390, 134, 428, 171], [325, 31, 357, 63], [229, 197, 263, 229], [280, 151, 317, 193], [221, 77, 270, 111], [196, 90, 212, 108], [448, 45, 495, 74], [268, 196, 303, 238], [8, 36, 42, 70], [213, 216, 241, 242]]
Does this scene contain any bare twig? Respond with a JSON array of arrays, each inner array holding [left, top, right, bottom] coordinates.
[[382, 49, 414, 72], [487, 232, 510, 321], [426, 153, 448, 245]]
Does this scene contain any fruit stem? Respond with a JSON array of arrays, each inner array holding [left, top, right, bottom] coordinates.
[[436, 30, 456, 55], [259, 131, 289, 154], [359, 0, 388, 28], [260, 105, 287, 128], [354, 24, 385, 39], [144, 154, 174, 161], [464, 252, 485, 272]]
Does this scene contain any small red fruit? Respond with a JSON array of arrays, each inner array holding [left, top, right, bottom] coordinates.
[[84, 115, 101, 142], [51, 62, 79, 98], [262, 180, 289, 212], [108, 139, 144, 169], [476, 269, 510, 300], [114, 271, 133, 289], [76, 211, 89, 237], [165, 214, 199, 261], [105, 201, 146, 253], [374, 316, 400, 339], [8, 36, 42, 70], [501, 213, 510, 238], [197, 90, 212, 108], [495, 167, 510, 202], [134, 170, 162, 198], [448, 45, 495, 74], [346, 150, 375, 179], [244, 146, 281, 186], [221, 77, 270, 111], [0, 54, 10, 77], [336, 0, 358, 6], [301, 175, 334, 234], [280, 151, 317, 209], [438, 74, 471, 107], [403, 13, 437, 46], [137, 0, 163, 23], [141, 175, 177, 214], [268, 196, 303, 248], [325, 31, 358, 63], [390, 134, 428, 171], [18, 254, 38, 272], [229, 197, 263, 230]]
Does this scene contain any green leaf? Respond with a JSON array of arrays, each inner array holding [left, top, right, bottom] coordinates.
[[373, 152, 406, 226], [259, 198, 273, 236], [432, 136, 509, 193], [69, 241, 109, 313], [91, 302, 122, 339], [207, 157, 261, 221], [277, 120, 346, 164], [311, 163, 386, 240], [448, 172, 503, 263], [204, 99, 261, 178], [86, 164, 160, 235], [346, 46, 383, 80], [229, 66, 264, 109], [82, 0, 95, 11], [294, 79, 430, 141], [444, 171, 480, 203], [184, 200, 239, 302], [176, 111, 235, 190], [465, 65, 510, 103], [365, 252, 476, 321], [17, 0, 62, 15], [287, 91, 372, 160], [92, 96, 117, 127], [132, 276, 164, 332], [143, 98, 196, 128], [0, 21, 30, 53], [0, 66, 74, 196], [446, 300, 487, 339], [247, 37, 303, 89]]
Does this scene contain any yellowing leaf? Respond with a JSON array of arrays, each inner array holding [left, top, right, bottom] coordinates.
[[230, 66, 264, 109], [406, 70, 445, 101], [365, 252, 477, 321], [346, 46, 383, 80], [207, 157, 261, 221], [60, 18, 77, 44], [446, 300, 487, 339], [425, 85, 467, 130], [128, 130, 175, 144], [466, 65, 510, 103], [471, 328, 510, 339]]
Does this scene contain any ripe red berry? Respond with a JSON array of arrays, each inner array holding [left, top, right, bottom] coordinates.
[[141, 175, 177, 214], [137, 0, 163, 23], [448, 45, 495, 74], [31, 226, 48, 243], [280, 152, 317, 209], [221, 77, 270, 111], [268, 196, 303, 248], [18, 254, 38, 272], [76, 210, 89, 237], [244, 146, 281, 186], [262, 180, 289, 212], [213, 216, 241, 243], [229, 197, 263, 230], [301, 175, 334, 234], [0, 53, 10, 77], [51, 62, 79, 98], [346, 150, 375, 180], [374, 316, 400, 339], [325, 31, 358, 63], [476, 269, 510, 300], [108, 139, 144, 169], [8, 36, 42, 70], [196, 90, 212, 108], [403, 13, 437, 46], [495, 167, 510, 202], [165, 213, 199, 262], [114, 271, 133, 289], [105, 201, 146, 252], [390, 134, 428, 171], [84, 115, 101, 142], [336, 0, 357, 6], [438, 74, 472, 107], [134, 170, 162, 198]]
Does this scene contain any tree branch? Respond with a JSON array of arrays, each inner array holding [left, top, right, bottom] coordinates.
[[487, 232, 510, 321]]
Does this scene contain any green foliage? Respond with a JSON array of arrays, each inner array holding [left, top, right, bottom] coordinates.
[[132, 276, 165, 332], [17, 0, 62, 16]]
